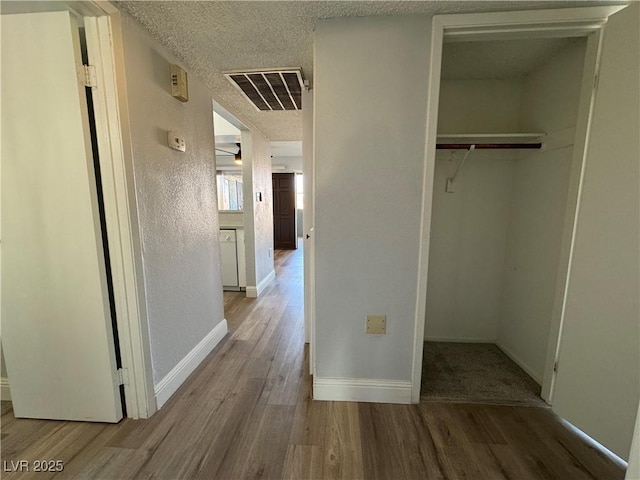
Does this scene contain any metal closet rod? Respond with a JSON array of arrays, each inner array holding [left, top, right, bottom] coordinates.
[[436, 143, 542, 150]]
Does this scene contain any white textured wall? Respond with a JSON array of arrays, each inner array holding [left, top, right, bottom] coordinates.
[[552, 3, 639, 460], [219, 211, 244, 227], [437, 79, 523, 134], [241, 130, 274, 289], [496, 40, 586, 382], [627, 402, 640, 480], [425, 79, 522, 342], [272, 156, 303, 172], [518, 40, 587, 133], [121, 14, 225, 385], [425, 152, 514, 342], [315, 15, 430, 381]]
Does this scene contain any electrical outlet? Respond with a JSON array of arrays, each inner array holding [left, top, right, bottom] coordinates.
[[366, 315, 386, 334]]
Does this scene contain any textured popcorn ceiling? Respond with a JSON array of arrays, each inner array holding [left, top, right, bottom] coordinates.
[[116, 1, 604, 141]]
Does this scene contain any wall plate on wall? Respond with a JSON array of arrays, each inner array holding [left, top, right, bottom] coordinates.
[[171, 64, 188, 102], [168, 131, 186, 152], [366, 315, 387, 334]]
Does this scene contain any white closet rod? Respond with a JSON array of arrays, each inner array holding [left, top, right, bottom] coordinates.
[[436, 142, 542, 149]]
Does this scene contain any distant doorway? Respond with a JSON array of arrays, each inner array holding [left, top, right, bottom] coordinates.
[[272, 173, 297, 249]]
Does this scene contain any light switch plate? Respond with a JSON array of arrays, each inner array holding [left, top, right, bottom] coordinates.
[[168, 131, 186, 152], [366, 315, 386, 334]]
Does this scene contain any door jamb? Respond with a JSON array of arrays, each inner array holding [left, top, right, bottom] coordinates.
[[81, 2, 156, 418], [412, 5, 626, 403]]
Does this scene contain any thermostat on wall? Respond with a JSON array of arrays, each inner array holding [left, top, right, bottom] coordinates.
[[171, 64, 189, 102]]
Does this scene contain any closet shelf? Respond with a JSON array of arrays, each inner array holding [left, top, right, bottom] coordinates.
[[436, 133, 546, 150]]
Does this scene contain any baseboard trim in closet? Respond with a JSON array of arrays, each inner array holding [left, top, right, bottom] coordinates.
[[424, 336, 495, 343], [495, 342, 543, 385]]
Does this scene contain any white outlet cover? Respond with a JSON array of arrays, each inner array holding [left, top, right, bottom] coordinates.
[[366, 315, 387, 334], [168, 131, 186, 152]]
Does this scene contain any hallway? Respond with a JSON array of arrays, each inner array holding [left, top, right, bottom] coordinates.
[[0, 246, 626, 479]]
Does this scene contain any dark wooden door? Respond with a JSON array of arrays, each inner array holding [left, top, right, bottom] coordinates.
[[272, 173, 297, 249]]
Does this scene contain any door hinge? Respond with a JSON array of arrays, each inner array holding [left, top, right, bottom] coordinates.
[[553, 361, 559, 373], [117, 368, 129, 386], [78, 64, 97, 88]]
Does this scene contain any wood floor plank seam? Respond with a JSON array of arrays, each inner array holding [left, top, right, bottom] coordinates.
[[0, 247, 626, 480]]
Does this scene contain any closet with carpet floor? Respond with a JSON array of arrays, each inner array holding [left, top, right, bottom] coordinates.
[[422, 35, 591, 405]]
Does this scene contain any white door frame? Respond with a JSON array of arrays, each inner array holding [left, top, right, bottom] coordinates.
[[0, 0, 156, 418], [82, 6, 156, 418], [411, 5, 626, 403]]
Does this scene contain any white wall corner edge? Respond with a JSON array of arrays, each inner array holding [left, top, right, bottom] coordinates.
[[245, 269, 275, 298], [1, 377, 11, 401], [495, 341, 543, 385], [313, 377, 412, 404], [154, 319, 228, 409]]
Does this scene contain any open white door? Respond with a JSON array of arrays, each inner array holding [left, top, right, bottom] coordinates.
[[551, 3, 639, 460], [301, 89, 315, 376], [1, 11, 123, 422]]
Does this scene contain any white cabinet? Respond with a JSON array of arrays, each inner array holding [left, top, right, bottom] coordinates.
[[220, 229, 238, 287], [219, 227, 246, 290]]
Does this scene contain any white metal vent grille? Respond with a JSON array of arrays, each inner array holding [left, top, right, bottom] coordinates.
[[224, 68, 304, 111]]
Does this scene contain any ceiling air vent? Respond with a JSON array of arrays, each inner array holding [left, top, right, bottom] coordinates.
[[224, 68, 305, 111]]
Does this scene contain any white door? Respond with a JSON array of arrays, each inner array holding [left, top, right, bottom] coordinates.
[[551, 4, 639, 460], [1, 11, 123, 422], [301, 89, 315, 374]]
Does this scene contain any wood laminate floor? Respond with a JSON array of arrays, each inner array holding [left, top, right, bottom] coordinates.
[[0, 246, 626, 479]]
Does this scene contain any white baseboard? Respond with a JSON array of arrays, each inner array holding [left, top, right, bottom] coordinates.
[[246, 269, 275, 298], [424, 336, 495, 343], [1, 377, 11, 401], [313, 377, 412, 404], [495, 341, 542, 384], [154, 319, 228, 408]]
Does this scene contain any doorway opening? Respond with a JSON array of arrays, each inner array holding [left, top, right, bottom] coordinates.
[[420, 31, 594, 405], [272, 172, 298, 250], [214, 109, 247, 294]]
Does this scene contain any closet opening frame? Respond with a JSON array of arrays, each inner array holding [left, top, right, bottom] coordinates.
[[411, 5, 627, 404]]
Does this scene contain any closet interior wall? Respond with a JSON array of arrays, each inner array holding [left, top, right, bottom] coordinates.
[[424, 38, 588, 384]]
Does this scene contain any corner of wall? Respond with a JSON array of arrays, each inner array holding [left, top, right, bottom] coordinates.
[[245, 269, 275, 298], [154, 319, 228, 409]]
